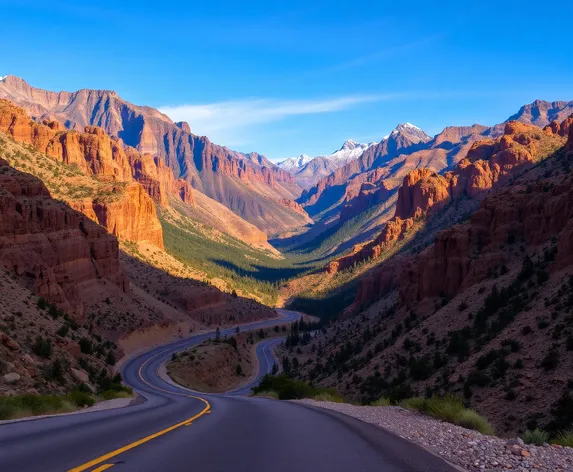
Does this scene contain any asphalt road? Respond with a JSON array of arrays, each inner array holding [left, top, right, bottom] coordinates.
[[0, 309, 459, 472]]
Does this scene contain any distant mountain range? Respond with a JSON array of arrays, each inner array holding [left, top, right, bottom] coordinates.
[[277, 140, 378, 188]]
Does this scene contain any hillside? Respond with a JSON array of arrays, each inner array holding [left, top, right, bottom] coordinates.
[[0, 100, 306, 304], [0, 75, 311, 234], [286, 102, 573, 265], [0, 147, 278, 397], [281, 114, 573, 435]]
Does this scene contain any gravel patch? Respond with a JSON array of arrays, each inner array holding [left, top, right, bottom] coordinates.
[[296, 400, 573, 472]]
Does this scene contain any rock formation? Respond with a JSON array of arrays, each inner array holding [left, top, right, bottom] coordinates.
[[326, 120, 567, 275], [0, 76, 309, 234], [0, 158, 127, 316]]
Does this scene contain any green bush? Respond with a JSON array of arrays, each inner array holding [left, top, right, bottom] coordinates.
[[523, 428, 549, 446], [400, 397, 428, 411], [400, 395, 494, 435], [552, 430, 573, 447], [371, 397, 391, 407], [252, 374, 342, 401], [67, 390, 95, 408], [252, 390, 279, 399], [456, 409, 495, 435], [99, 389, 133, 400], [311, 393, 344, 403], [0, 394, 76, 420]]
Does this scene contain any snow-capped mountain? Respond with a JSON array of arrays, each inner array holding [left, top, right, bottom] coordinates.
[[389, 123, 431, 142], [326, 139, 378, 164], [277, 154, 313, 172], [277, 140, 377, 188]]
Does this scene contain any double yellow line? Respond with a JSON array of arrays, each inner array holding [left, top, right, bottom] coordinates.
[[68, 350, 211, 472]]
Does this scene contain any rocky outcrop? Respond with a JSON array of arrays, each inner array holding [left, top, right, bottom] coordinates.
[[0, 159, 127, 316], [394, 169, 451, 219], [93, 183, 165, 249], [278, 198, 308, 216], [129, 151, 194, 207], [399, 156, 573, 305], [0, 99, 192, 208], [339, 181, 393, 224]]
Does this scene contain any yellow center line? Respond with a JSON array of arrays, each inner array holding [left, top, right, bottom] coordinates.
[[92, 464, 115, 472], [67, 349, 211, 472]]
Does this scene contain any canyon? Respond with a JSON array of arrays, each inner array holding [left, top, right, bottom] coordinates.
[[283, 113, 573, 435], [0, 75, 311, 235]]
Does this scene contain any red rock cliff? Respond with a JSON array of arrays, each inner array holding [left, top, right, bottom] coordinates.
[[327, 120, 567, 275], [0, 158, 128, 316]]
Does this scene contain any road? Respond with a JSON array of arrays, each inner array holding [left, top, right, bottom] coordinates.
[[0, 309, 459, 472]]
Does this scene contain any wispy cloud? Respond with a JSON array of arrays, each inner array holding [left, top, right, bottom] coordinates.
[[159, 94, 398, 146]]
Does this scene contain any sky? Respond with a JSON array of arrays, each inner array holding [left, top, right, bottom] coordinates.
[[1, 0, 572, 161]]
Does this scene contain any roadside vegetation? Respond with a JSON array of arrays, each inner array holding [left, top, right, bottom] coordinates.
[[395, 395, 494, 435], [0, 381, 132, 421], [252, 374, 344, 402], [255, 375, 494, 436]]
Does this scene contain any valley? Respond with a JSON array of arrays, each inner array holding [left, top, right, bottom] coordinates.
[[1, 68, 573, 472]]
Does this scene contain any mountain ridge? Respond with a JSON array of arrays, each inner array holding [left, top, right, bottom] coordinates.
[[0, 75, 310, 234]]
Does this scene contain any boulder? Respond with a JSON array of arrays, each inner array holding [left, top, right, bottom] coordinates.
[[3, 372, 20, 384], [1, 334, 20, 351], [70, 367, 90, 384]]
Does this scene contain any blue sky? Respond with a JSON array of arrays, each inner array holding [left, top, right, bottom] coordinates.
[[2, 0, 572, 161]]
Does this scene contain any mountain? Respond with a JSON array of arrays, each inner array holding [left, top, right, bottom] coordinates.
[[0, 99, 291, 307], [508, 99, 573, 127], [289, 105, 572, 260], [327, 139, 377, 164], [284, 113, 573, 435], [277, 154, 313, 172], [299, 123, 432, 213], [0, 155, 277, 396], [278, 140, 377, 188], [0, 75, 310, 234]]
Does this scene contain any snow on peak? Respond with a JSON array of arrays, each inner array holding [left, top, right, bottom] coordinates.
[[277, 154, 313, 170], [0, 75, 7, 82], [389, 123, 431, 142], [341, 139, 359, 150], [278, 140, 377, 173], [327, 140, 376, 162]]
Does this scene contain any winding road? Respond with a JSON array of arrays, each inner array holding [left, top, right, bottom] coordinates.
[[0, 309, 458, 472]]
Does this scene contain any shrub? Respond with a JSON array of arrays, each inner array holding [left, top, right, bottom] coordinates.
[[312, 393, 344, 403], [252, 374, 341, 401], [105, 351, 116, 366], [56, 325, 69, 337], [99, 389, 133, 400], [67, 390, 95, 408], [400, 397, 428, 411], [32, 336, 52, 358], [552, 430, 573, 447], [541, 349, 560, 370], [371, 397, 391, 407], [253, 390, 279, 399], [523, 428, 549, 446], [456, 409, 495, 435], [79, 338, 93, 355], [0, 394, 77, 420], [401, 395, 494, 435]]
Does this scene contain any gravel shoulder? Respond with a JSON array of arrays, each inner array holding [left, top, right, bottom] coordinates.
[[296, 400, 573, 472]]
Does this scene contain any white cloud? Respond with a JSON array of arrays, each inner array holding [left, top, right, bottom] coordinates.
[[159, 94, 396, 146]]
